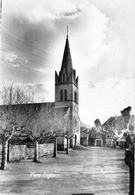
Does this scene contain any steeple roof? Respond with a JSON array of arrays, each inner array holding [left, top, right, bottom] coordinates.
[[60, 36, 73, 76], [55, 35, 78, 87]]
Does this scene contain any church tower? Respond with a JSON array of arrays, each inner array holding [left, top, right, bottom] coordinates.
[[55, 33, 80, 147]]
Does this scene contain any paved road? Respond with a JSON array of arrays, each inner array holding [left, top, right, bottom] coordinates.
[[0, 147, 129, 195]]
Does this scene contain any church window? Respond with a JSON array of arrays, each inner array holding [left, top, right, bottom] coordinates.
[[74, 92, 77, 103], [60, 90, 63, 101], [64, 89, 67, 101], [62, 74, 66, 82]]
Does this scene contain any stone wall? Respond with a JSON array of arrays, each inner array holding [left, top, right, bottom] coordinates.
[[0, 143, 53, 161]]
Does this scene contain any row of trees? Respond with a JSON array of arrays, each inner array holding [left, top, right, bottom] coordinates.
[[0, 124, 75, 170], [0, 83, 75, 170], [0, 84, 34, 170]]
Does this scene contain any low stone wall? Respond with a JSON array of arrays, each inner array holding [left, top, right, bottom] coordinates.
[[0, 143, 54, 161], [38, 143, 54, 157], [9, 145, 26, 161]]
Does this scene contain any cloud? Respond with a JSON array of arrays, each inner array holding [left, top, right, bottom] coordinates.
[[2, 1, 109, 71], [24, 81, 54, 102], [52, 3, 109, 75], [1, 0, 134, 125], [27, 0, 79, 22], [2, 51, 18, 63], [12, 63, 20, 67], [24, 82, 45, 90], [2, 1, 110, 88], [1, 51, 20, 67], [79, 77, 134, 125], [28, 6, 56, 22], [4, 0, 79, 23]]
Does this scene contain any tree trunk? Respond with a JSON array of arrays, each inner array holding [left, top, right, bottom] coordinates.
[[66, 138, 69, 154], [53, 137, 57, 158], [0, 140, 8, 170], [33, 141, 40, 163], [7, 143, 10, 162]]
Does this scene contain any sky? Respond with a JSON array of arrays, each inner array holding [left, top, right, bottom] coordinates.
[[0, 0, 135, 126]]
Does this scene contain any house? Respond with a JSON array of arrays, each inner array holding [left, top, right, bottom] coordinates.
[[95, 132, 106, 146], [102, 112, 135, 148], [105, 133, 114, 147], [89, 132, 96, 146], [80, 131, 106, 147]]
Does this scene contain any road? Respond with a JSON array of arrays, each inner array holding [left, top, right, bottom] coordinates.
[[0, 146, 129, 195]]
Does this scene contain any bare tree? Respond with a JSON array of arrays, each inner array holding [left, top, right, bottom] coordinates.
[[94, 119, 102, 132], [0, 123, 18, 170], [63, 131, 74, 154], [28, 106, 55, 162], [94, 119, 101, 127], [120, 106, 132, 130], [0, 83, 34, 170], [25, 129, 52, 163], [1, 83, 34, 105]]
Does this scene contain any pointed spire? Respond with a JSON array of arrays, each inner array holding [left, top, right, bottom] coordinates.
[[60, 31, 73, 76], [55, 28, 78, 87], [67, 26, 68, 38]]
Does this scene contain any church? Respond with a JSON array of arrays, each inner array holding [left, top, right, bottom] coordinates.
[[54, 34, 80, 148], [0, 34, 80, 150]]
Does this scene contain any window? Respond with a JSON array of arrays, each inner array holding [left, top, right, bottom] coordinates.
[[62, 74, 66, 82], [64, 90, 67, 101], [60, 90, 63, 101], [60, 90, 67, 101], [74, 92, 77, 103]]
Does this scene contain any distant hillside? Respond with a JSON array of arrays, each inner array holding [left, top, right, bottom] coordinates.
[[80, 122, 92, 133], [80, 121, 92, 129]]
